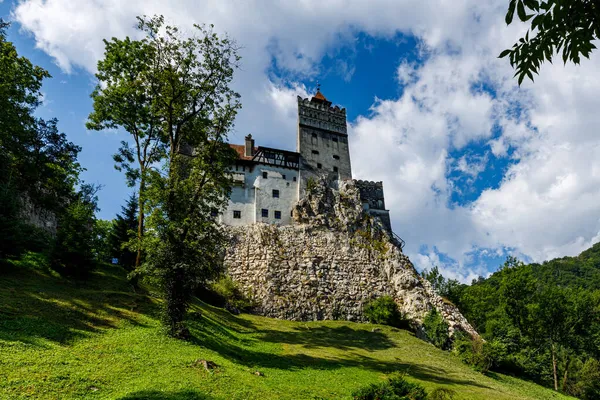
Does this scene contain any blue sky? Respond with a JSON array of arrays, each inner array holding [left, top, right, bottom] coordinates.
[[4, 0, 600, 282]]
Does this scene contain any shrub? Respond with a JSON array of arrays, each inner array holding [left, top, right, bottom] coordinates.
[[452, 331, 505, 373], [429, 388, 457, 400], [423, 308, 450, 350], [363, 296, 407, 328], [209, 275, 254, 313], [352, 375, 427, 400]]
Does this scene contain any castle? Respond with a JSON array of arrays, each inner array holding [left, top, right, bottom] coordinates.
[[219, 88, 393, 233], [219, 89, 477, 337]]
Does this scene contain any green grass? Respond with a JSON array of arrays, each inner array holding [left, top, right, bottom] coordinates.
[[0, 255, 575, 400]]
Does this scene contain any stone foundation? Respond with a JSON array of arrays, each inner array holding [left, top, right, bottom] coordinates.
[[223, 180, 478, 338]]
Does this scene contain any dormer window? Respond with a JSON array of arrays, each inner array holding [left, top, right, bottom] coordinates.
[[262, 172, 268, 179]]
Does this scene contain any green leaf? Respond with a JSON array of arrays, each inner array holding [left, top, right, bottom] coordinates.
[[498, 49, 512, 58], [517, 0, 527, 21], [506, 0, 517, 24]]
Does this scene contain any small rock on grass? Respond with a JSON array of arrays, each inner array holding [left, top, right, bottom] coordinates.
[[192, 359, 218, 372]]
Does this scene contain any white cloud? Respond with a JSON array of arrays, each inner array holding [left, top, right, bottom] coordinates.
[[12, 0, 600, 280]]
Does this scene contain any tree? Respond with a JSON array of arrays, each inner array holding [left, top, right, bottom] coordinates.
[[92, 219, 114, 263], [423, 308, 450, 349], [109, 192, 138, 270], [1, 20, 83, 258], [91, 15, 241, 337], [87, 32, 165, 270], [51, 183, 101, 276], [500, 0, 600, 84], [421, 266, 464, 305]]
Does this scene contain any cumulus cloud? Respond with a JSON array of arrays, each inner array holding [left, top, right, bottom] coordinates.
[[12, 0, 600, 281]]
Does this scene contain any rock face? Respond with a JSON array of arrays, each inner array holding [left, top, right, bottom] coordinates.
[[224, 179, 478, 339]]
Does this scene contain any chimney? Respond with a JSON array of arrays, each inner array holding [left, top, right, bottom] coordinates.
[[244, 134, 254, 157]]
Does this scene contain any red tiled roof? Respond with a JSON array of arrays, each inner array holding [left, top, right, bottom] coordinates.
[[313, 90, 327, 101], [229, 144, 257, 160]]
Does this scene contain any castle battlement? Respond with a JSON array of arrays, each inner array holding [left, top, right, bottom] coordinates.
[[297, 96, 347, 115]]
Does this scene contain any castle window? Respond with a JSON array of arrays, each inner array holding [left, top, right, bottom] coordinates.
[[274, 211, 281, 219], [291, 210, 293, 217], [332, 137, 338, 142], [312, 133, 318, 138], [262, 171, 268, 179], [293, 177, 297, 182], [333, 166, 338, 173], [210, 208, 218, 217], [312, 150, 319, 155], [333, 155, 340, 160], [261, 209, 269, 218], [233, 210, 241, 219], [317, 163, 322, 169], [272, 189, 280, 198], [282, 174, 286, 180], [311, 133, 318, 145]]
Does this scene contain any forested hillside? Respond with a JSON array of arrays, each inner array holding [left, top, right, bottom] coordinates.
[[423, 245, 600, 399]]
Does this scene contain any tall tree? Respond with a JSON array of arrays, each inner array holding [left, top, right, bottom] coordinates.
[[90, 15, 240, 337], [109, 192, 138, 270], [500, 0, 600, 84], [0, 20, 83, 257], [87, 34, 165, 270]]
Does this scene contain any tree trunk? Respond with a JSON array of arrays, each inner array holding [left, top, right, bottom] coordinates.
[[552, 342, 558, 391], [561, 355, 569, 393]]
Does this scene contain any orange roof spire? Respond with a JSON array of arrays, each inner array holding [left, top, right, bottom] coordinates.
[[313, 81, 327, 101]]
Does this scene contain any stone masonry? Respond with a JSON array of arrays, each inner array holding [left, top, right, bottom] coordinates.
[[224, 179, 479, 338]]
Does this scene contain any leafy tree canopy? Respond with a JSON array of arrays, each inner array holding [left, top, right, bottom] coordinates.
[[500, 0, 600, 84]]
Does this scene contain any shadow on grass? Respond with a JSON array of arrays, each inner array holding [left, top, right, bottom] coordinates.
[[188, 312, 491, 390], [258, 325, 396, 351], [0, 261, 154, 346], [396, 362, 491, 389], [118, 390, 218, 400]]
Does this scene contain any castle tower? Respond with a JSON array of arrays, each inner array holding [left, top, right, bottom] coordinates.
[[296, 88, 352, 195]]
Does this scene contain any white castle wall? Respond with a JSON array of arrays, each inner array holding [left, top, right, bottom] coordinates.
[[220, 165, 299, 226]]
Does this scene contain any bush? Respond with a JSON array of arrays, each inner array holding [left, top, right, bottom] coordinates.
[[208, 275, 254, 313], [453, 331, 505, 373], [352, 375, 427, 400], [364, 296, 407, 328], [429, 388, 456, 400], [423, 308, 450, 350]]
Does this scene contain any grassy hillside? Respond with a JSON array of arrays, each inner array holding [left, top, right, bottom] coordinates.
[[0, 255, 574, 400]]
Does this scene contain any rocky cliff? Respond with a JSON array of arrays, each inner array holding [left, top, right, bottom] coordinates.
[[224, 179, 478, 338]]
